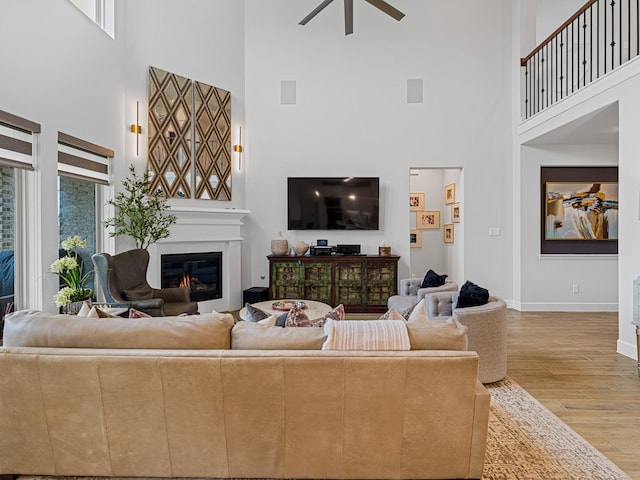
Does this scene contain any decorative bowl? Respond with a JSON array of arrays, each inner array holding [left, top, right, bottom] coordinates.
[[272, 300, 306, 311]]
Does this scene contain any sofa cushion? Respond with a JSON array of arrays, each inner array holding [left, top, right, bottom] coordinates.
[[231, 320, 326, 349], [421, 269, 447, 288], [123, 283, 154, 301], [2, 309, 234, 349], [457, 281, 489, 308], [407, 318, 468, 351]]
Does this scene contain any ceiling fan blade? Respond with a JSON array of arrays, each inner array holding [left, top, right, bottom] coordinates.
[[363, 0, 405, 21], [344, 0, 354, 35], [299, 0, 335, 25]]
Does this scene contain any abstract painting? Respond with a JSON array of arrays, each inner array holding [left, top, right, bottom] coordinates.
[[545, 182, 618, 240]]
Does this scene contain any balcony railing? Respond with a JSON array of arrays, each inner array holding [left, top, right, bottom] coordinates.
[[521, 0, 639, 119]]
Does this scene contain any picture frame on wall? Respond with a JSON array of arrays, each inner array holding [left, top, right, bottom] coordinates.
[[410, 192, 425, 211], [444, 224, 454, 243], [445, 183, 456, 204], [451, 203, 460, 223], [541, 166, 618, 255], [416, 210, 440, 229], [410, 229, 422, 248]]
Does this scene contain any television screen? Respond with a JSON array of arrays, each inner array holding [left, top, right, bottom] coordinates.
[[288, 177, 379, 230]]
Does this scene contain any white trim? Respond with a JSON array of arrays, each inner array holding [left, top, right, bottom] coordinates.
[[518, 301, 619, 312], [18, 156, 42, 310], [617, 339, 637, 360]]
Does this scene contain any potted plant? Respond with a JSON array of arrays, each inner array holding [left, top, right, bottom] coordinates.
[[103, 164, 177, 249], [51, 235, 93, 312]]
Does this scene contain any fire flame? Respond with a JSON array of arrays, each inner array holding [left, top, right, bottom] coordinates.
[[179, 273, 191, 288]]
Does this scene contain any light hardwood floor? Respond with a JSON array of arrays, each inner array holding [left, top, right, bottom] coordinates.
[[505, 310, 640, 479]]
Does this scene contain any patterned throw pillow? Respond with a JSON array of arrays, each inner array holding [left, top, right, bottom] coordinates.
[[379, 304, 416, 321], [285, 304, 345, 327], [379, 308, 407, 321], [129, 308, 152, 318]]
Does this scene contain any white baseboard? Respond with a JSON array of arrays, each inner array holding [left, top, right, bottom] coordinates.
[[512, 302, 618, 312], [617, 339, 638, 361]]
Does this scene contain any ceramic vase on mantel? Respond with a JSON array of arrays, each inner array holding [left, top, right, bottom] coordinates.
[[293, 241, 310, 256], [271, 231, 289, 256]]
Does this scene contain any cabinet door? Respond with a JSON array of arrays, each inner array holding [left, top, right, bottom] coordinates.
[[334, 262, 364, 306], [364, 261, 397, 307], [271, 262, 303, 299], [302, 262, 332, 303]]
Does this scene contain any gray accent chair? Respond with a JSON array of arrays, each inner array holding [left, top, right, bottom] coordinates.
[[426, 291, 507, 384], [387, 278, 458, 312], [92, 249, 198, 317]]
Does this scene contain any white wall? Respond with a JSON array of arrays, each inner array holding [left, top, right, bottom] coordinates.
[[243, 0, 514, 301]]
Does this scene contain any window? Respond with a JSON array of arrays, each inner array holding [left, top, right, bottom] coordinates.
[[0, 110, 40, 316], [68, 0, 115, 38], [57, 132, 114, 297]]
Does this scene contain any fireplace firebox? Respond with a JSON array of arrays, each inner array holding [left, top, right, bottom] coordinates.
[[161, 252, 222, 302]]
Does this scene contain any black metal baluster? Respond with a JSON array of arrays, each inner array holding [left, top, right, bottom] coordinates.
[[611, 0, 616, 71], [628, 0, 631, 62], [553, 35, 557, 105], [605, 0, 608, 72], [619, 0, 623, 65], [523, 60, 528, 119], [589, 4, 593, 83], [560, 32, 564, 100], [571, 20, 575, 93], [598, 0, 601, 78], [583, 14, 587, 87]]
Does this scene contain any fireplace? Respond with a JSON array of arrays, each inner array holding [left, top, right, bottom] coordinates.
[[161, 252, 222, 302]]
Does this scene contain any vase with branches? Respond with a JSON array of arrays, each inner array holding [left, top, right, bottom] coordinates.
[[103, 164, 177, 250]]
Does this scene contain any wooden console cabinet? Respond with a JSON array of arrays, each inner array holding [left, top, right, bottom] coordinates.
[[268, 254, 399, 313]]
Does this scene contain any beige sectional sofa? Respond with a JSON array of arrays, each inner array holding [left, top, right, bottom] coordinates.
[[0, 310, 490, 480]]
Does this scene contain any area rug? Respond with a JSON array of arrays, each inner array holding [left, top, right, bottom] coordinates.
[[483, 376, 630, 480], [18, 377, 631, 480]]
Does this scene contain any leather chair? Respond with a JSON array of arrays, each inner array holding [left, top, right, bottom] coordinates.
[[92, 249, 198, 317]]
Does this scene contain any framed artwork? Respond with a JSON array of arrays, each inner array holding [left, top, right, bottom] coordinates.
[[545, 181, 618, 240], [444, 224, 454, 243], [410, 229, 422, 248], [451, 203, 460, 223], [541, 166, 618, 254], [445, 183, 456, 204], [410, 192, 425, 211], [417, 210, 440, 229]]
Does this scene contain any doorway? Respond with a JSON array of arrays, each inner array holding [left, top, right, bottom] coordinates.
[[409, 168, 464, 284]]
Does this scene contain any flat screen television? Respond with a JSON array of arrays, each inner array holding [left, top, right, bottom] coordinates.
[[287, 177, 379, 230]]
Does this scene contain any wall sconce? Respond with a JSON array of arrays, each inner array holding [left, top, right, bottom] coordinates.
[[233, 126, 243, 170], [131, 100, 142, 156]]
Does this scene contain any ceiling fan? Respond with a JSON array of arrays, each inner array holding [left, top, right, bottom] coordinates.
[[299, 0, 405, 35]]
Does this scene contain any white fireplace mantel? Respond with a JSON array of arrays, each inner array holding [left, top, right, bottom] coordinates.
[[147, 206, 251, 313]]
